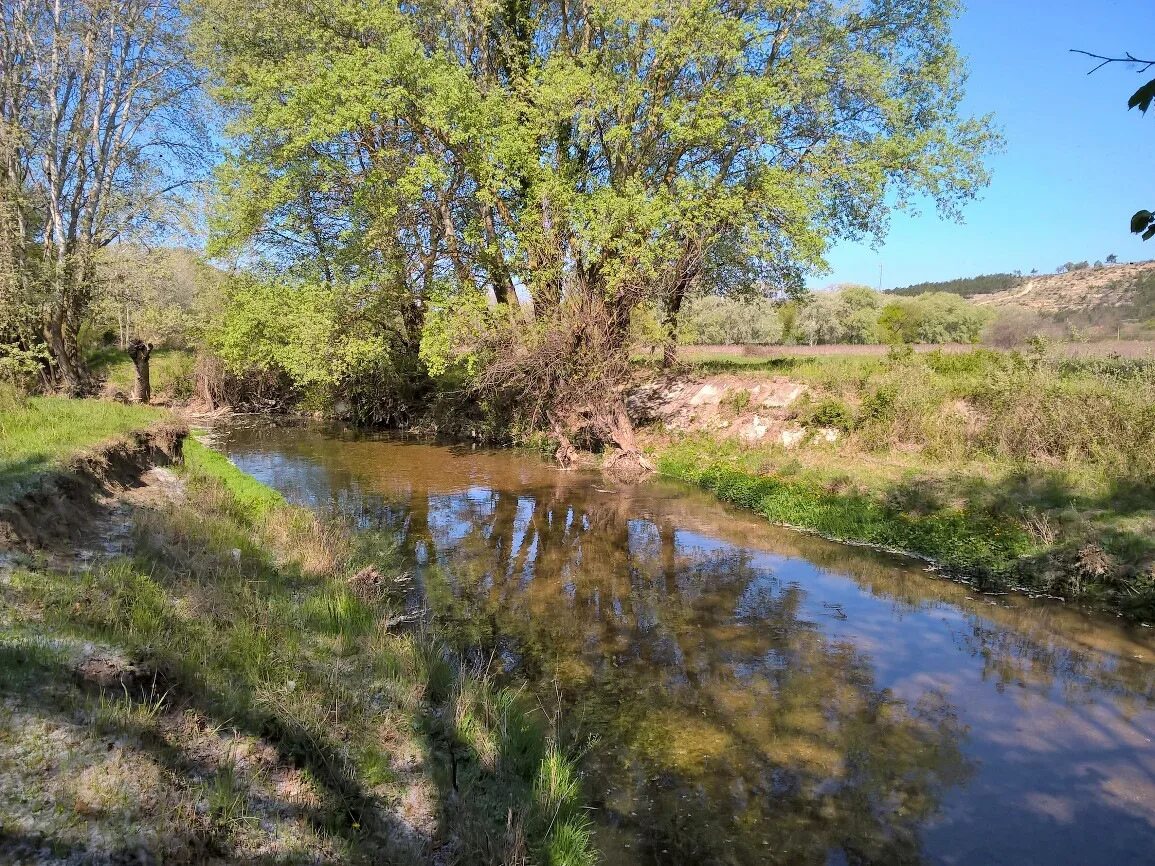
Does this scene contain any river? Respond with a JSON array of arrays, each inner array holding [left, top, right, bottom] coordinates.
[[216, 422, 1155, 866]]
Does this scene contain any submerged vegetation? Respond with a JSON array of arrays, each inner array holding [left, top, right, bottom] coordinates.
[[0, 423, 594, 864]]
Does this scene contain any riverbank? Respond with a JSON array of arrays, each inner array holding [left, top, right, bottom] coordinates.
[[0, 407, 594, 864], [643, 348, 1155, 621]]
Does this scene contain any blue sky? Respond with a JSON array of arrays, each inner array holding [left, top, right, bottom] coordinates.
[[814, 0, 1155, 290]]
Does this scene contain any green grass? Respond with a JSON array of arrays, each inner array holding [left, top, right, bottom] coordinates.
[[652, 346, 1155, 618], [91, 347, 197, 400], [658, 440, 1036, 577], [0, 394, 165, 501], [0, 435, 597, 865], [183, 437, 284, 522]]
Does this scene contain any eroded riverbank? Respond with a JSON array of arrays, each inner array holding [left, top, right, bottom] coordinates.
[[216, 422, 1155, 866]]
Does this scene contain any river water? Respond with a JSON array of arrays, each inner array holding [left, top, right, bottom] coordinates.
[[216, 422, 1155, 866]]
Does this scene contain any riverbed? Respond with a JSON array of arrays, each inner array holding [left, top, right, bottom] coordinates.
[[216, 422, 1155, 866]]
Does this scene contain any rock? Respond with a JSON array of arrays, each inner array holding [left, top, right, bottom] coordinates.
[[740, 415, 770, 443], [688, 383, 723, 406], [780, 427, 805, 448], [760, 383, 806, 408], [814, 427, 840, 444]]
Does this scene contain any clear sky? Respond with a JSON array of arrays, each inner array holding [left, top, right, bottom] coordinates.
[[814, 0, 1155, 290]]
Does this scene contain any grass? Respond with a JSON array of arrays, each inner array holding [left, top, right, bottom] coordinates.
[[649, 347, 1155, 619], [0, 429, 596, 864], [0, 392, 165, 501], [90, 346, 197, 401]]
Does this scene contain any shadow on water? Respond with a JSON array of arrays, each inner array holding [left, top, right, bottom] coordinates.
[[218, 423, 1155, 866]]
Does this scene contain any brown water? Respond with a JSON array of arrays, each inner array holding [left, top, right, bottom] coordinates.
[[217, 422, 1155, 866]]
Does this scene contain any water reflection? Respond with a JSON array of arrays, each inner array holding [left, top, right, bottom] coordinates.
[[218, 424, 1155, 865]]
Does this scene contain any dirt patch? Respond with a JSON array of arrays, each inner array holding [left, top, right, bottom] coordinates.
[[0, 422, 187, 551]]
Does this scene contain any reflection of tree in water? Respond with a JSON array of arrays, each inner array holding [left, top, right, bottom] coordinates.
[[219, 430, 1155, 864], [412, 482, 971, 865]]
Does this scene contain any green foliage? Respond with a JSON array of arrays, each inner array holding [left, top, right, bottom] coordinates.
[[890, 272, 1021, 298], [208, 274, 421, 423], [91, 247, 226, 350], [795, 287, 883, 345], [679, 296, 783, 345], [878, 292, 987, 344], [801, 397, 856, 432], [195, 0, 998, 433]]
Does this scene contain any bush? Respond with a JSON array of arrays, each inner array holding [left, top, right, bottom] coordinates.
[[983, 304, 1048, 348], [679, 295, 784, 345], [879, 293, 987, 344], [801, 397, 855, 431]]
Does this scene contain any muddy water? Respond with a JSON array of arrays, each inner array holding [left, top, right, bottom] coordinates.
[[217, 423, 1155, 866]]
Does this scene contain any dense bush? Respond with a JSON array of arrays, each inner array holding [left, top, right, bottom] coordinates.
[[878, 292, 987, 344], [982, 304, 1048, 348], [795, 285, 881, 345], [679, 296, 784, 345], [209, 275, 422, 424]]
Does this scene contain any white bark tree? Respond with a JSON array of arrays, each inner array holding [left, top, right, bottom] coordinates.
[[0, 0, 203, 392]]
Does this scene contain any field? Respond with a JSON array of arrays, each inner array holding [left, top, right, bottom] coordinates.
[[677, 339, 1155, 363]]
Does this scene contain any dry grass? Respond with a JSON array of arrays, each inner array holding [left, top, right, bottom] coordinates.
[[0, 436, 596, 865]]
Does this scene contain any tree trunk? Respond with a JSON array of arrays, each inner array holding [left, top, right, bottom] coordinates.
[[598, 398, 654, 482], [44, 315, 85, 396], [127, 339, 153, 404], [661, 274, 688, 369]]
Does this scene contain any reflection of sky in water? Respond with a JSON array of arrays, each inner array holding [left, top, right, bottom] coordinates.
[[219, 426, 1155, 866]]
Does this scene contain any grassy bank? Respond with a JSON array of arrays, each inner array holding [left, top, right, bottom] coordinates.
[[651, 348, 1155, 620], [0, 394, 165, 501], [1, 425, 594, 863]]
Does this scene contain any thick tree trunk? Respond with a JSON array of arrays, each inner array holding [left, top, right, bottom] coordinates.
[[127, 339, 153, 403], [44, 316, 84, 396]]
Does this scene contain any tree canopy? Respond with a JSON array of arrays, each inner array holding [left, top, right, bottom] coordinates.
[[0, 0, 204, 391], [193, 0, 996, 461]]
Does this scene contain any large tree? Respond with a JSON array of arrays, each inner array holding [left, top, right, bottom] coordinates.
[[199, 0, 996, 468], [0, 0, 203, 392]]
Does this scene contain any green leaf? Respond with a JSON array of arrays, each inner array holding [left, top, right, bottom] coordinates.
[[1131, 210, 1154, 234], [1128, 78, 1155, 113]]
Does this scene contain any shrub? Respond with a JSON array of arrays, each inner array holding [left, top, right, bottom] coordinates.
[[802, 397, 855, 432]]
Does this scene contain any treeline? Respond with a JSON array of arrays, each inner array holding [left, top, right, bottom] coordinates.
[[661, 286, 989, 346], [889, 272, 1022, 298]]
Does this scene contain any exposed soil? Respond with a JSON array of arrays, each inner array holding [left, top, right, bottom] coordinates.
[[0, 423, 187, 551], [631, 372, 831, 446]]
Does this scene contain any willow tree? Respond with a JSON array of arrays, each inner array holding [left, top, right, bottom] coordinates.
[[0, 0, 203, 393], [199, 0, 995, 470]]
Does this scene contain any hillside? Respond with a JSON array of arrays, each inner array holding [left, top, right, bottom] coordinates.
[[962, 261, 1155, 316], [965, 260, 1155, 316]]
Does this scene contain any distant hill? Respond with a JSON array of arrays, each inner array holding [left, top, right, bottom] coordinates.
[[890, 261, 1155, 322], [968, 261, 1155, 317]]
